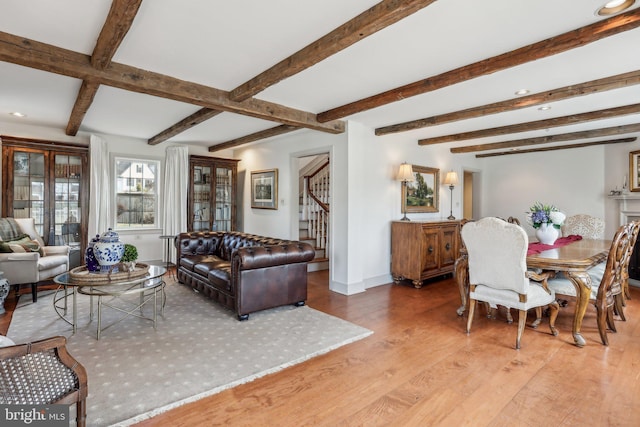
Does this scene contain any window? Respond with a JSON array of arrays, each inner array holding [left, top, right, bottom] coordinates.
[[114, 157, 160, 229]]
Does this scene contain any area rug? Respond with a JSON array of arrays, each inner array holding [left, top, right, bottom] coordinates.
[[7, 280, 372, 426]]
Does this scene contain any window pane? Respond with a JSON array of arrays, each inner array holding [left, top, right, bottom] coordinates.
[[115, 157, 160, 229]]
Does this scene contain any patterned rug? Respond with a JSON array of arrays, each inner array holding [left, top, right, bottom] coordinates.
[[7, 280, 372, 426]]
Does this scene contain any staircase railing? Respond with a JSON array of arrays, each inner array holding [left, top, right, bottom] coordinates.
[[303, 160, 330, 252]]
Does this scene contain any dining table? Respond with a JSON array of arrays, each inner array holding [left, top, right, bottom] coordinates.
[[455, 237, 610, 347]]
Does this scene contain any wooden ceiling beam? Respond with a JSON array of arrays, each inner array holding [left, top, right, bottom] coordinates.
[[317, 8, 640, 123], [0, 30, 345, 134], [148, 108, 223, 145], [66, 0, 143, 136], [208, 125, 299, 152], [229, 0, 437, 102], [476, 137, 636, 158], [450, 123, 640, 154], [157, 0, 435, 146], [419, 103, 640, 145], [376, 69, 640, 136]]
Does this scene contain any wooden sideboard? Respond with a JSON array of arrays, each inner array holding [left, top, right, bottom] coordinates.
[[391, 220, 461, 288]]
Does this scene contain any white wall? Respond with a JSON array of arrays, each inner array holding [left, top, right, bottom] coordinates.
[[480, 146, 606, 236]]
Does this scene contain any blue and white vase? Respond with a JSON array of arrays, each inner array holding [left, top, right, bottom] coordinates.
[[85, 234, 100, 272], [94, 228, 125, 273]]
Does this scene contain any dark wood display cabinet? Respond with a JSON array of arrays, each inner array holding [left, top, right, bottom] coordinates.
[[391, 220, 461, 288], [2, 136, 89, 268], [188, 155, 239, 232]]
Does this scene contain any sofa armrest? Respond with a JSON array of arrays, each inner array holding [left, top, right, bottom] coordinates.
[[232, 242, 316, 271], [43, 245, 71, 256], [0, 252, 40, 262]]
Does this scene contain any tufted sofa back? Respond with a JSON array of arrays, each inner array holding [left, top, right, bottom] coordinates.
[[176, 231, 301, 261]]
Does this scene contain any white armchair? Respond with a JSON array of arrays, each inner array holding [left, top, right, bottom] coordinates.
[[462, 217, 560, 349], [0, 218, 69, 302]]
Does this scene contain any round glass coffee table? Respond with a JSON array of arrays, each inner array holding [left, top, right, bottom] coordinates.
[[54, 265, 167, 339]]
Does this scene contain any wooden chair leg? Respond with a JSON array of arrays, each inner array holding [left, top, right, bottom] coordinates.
[[531, 307, 543, 328], [77, 398, 86, 427], [606, 307, 617, 332], [614, 294, 626, 321], [595, 305, 609, 346], [466, 299, 476, 334], [516, 310, 527, 349], [31, 283, 37, 302], [547, 301, 559, 336]]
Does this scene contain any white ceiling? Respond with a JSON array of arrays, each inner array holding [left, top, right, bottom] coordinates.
[[1, 0, 640, 152]]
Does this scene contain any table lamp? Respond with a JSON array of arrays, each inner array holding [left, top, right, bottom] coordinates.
[[443, 171, 459, 220], [397, 163, 415, 221]]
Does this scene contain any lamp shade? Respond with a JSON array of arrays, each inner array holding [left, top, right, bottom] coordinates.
[[443, 171, 459, 186], [396, 163, 415, 182]]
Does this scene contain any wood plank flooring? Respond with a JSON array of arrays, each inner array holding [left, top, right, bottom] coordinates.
[[3, 272, 640, 426]]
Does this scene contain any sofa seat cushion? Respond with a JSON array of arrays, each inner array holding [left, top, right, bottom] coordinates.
[[180, 255, 221, 272], [194, 257, 229, 276], [208, 266, 232, 292]]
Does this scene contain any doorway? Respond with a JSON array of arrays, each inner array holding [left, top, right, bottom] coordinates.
[[296, 153, 330, 272]]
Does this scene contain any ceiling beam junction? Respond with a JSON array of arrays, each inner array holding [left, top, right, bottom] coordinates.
[[66, 0, 143, 136], [152, 0, 436, 145], [0, 31, 345, 135]]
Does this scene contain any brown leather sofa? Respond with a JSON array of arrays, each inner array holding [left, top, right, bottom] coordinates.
[[175, 231, 316, 320]]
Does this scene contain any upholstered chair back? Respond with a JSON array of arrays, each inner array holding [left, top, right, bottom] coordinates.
[[562, 214, 605, 239], [461, 217, 529, 294]]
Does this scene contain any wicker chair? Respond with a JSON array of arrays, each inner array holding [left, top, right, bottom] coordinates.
[[0, 336, 87, 427]]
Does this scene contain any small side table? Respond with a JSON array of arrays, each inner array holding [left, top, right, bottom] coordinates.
[[159, 235, 176, 278]]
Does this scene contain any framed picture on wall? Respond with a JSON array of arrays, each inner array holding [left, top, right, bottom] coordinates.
[[402, 165, 440, 213], [251, 169, 278, 209], [630, 150, 640, 192]]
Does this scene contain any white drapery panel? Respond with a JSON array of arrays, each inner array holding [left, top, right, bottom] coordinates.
[[88, 135, 110, 239], [162, 146, 189, 263]]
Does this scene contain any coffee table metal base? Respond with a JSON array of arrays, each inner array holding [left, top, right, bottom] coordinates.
[[78, 279, 165, 340]]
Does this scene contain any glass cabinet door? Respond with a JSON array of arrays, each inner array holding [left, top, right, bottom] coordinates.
[[12, 151, 46, 237], [192, 165, 212, 231], [215, 166, 233, 231], [54, 155, 82, 261]]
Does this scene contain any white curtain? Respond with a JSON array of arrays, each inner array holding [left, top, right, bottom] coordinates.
[[162, 146, 189, 263], [88, 134, 110, 239]]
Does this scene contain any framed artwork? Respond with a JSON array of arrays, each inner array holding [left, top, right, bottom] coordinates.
[[251, 169, 278, 209], [630, 150, 640, 192], [402, 165, 439, 213]]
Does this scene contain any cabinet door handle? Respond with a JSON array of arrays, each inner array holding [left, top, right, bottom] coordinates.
[[445, 243, 451, 250], [428, 246, 434, 253]]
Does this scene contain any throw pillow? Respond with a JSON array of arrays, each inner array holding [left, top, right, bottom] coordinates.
[[0, 235, 44, 256]]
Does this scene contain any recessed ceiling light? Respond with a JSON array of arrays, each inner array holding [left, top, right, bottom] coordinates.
[[515, 89, 530, 96], [538, 106, 551, 111], [9, 112, 26, 118], [596, 0, 635, 15]]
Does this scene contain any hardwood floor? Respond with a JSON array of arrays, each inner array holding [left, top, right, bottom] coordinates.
[[3, 273, 639, 425], [137, 272, 640, 426]]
